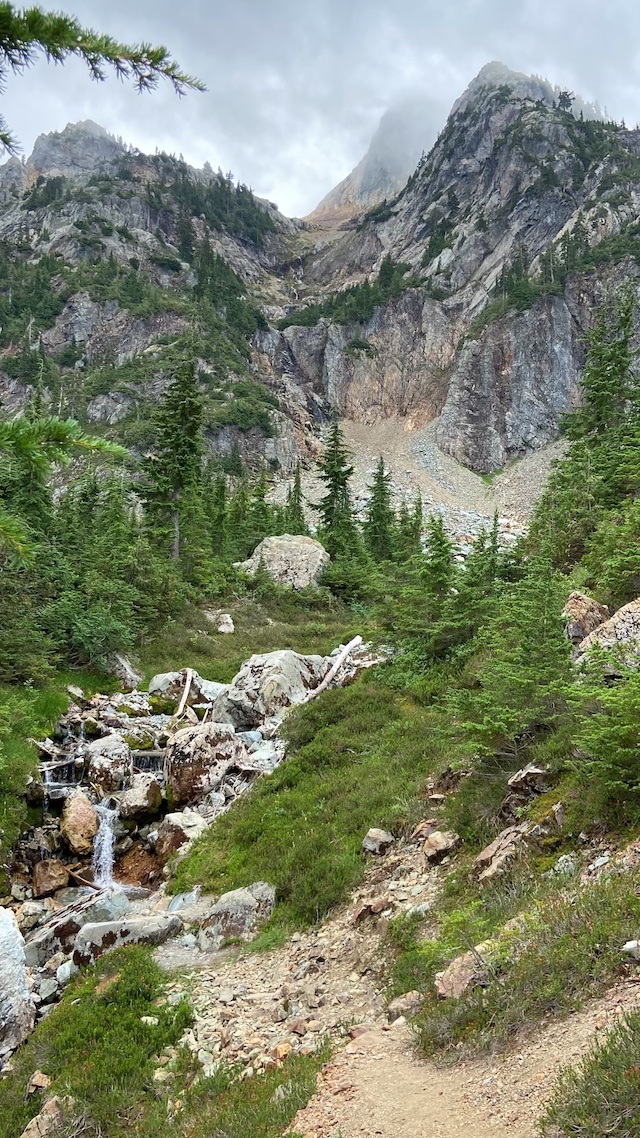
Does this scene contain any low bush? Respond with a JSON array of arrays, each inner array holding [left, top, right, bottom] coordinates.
[[414, 869, 640, 1056], [540, 1009, 640, 1137]]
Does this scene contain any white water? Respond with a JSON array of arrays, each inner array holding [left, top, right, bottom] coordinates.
[[92, 804, 120, 888]]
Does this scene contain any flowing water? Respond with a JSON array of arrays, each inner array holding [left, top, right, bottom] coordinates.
[[92, 804, 120, 888]]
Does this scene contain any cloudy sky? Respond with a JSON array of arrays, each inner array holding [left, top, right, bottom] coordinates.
[[5, 0, 640, 216]]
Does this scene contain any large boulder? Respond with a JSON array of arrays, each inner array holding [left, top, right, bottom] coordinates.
[[148, 668, 224, 710], [85, 733, 132, 792], [575, 598, 640, 667], [32, 859, 69, 898], [562, 592, 610, 645], [237, 534, 330, 590], [0, 908, 36, 1055], [60, 790, 99, 855], [73, 914, 183, 966], [24, 890, 131, 967], [119, 773, 163, 818], [109, 653, 143, 691], [199, 882, 275, 950], [164, 723, 251, 806], [155, 810, 209, 864], [212, 650, 328, 729]]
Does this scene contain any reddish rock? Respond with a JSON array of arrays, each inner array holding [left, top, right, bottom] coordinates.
[[422, 830, 460, 863], [32, 860, 69, 898], [60, 791, 98, 856]]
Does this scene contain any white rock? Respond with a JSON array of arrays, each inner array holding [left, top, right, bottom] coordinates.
[[0, 907, 36, 1054], [237, 534, 330, 590]]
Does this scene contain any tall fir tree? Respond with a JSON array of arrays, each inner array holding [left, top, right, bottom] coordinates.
[[314, 420, 358, 558], [284, 464, 308, 535], [363, 456, 395, 561], [141, 361, 204, 560]]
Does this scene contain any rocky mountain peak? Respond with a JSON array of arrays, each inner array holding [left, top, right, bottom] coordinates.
[[27, 120, 126, 181]]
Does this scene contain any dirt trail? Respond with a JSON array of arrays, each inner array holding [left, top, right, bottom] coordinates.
[[160, 835, 640, 1138], [291, 982, 640, 1138]]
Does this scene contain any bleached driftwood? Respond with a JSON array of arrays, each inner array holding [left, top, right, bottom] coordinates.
[[301, 636, 363, 704], [176, 668, 194, 718]]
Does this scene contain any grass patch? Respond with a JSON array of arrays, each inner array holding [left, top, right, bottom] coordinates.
[[166, 1045, 330, 1138], [413, 869, 640, 1057], [540, 1009, 640, 1137], [139, 591, 367, 686], [0, 946, 191, 1138], [172, 675, 439, 926], [0, 945, 328, 1138]]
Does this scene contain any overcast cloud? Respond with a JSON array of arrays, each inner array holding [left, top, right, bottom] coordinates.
[[5, 0, 640, 216]]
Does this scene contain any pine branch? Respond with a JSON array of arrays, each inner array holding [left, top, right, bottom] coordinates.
[[0, 3, 205, 152]]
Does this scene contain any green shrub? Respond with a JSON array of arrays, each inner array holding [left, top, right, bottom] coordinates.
[[415, 870, 640, 1055], [0, 947, 191, 1137], [540, 1009, 640, 1137]]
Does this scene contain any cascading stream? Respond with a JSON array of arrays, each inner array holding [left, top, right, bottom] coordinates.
[[92, 804, 120, 889]]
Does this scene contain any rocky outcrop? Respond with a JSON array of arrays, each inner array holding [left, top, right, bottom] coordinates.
[[575, 598, 640, 667], [85, 733, 132, 792], [0, 908, 35, 1055], [436, 296, 584, 471], [257, 288, 456, 429], [212, 650, 329, 729], [198, 882, 276, 951], [164, 723, 251, 807], [60, 791, 98, 855], [238, 534, 330, 589], [41, 291, 188, 367], [563, 592, 610, 645]]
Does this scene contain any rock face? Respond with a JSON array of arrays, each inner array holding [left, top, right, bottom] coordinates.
[[155, 810, 209, 864], [435, 297, 583, 472], [562, 592, 610, 645], [0, 908, 36, 1054], [60, 790, 99, 855], [24, 890, 131, 966], [119, 774, 163, 818], [212, 650, 328, 729], [238, 534, 330, 590], [575, 598, 640, 667], [73, 914, 183, 966], [85, 733, 132, 792], [164, 723, 251, 807], [199, 882, 276, 950], [32, 859, 69, 898]]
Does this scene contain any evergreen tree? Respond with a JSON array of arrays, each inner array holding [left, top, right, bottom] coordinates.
[[363, 456, 395, 561], [396, 494, 423, 560], [0, 4, 203, 153], [420, 514, 454, 606], [314, 420, 358, 558], [141, 362, 204, 560], [452, 559, 571, 758], [284, 464, 308, 535]]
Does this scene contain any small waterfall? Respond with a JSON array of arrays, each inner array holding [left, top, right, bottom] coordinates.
[[92, 804, 120, 889]]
